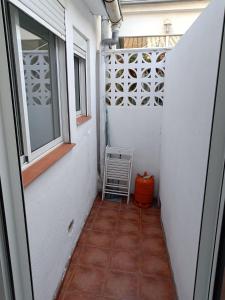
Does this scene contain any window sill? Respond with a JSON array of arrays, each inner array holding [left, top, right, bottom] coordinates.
[[22, 143, 75, 188], [76, 115, 91, 126]]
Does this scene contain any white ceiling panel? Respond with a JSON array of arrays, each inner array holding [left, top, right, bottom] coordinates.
[[83, 0, 107, 16]]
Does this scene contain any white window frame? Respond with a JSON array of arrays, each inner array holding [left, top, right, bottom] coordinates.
[[74, 54, 87, 117], [10, 5, 65, 167], [73, 28, 89, 117]]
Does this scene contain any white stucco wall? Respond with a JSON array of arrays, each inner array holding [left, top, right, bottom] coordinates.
[[24, 1, 99, 299], [120, 1, 209, 37], [108, 107, 162, 195], [159, 0, 225, 299]]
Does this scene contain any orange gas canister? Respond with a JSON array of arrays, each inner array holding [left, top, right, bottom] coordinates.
[[134, 172, 154, 208]]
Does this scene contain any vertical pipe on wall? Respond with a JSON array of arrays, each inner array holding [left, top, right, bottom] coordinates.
[[101, 0, 123, 47]]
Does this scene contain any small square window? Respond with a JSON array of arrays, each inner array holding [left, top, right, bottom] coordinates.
[[74, 55, 87, 116], [73, 28, 88, 118]]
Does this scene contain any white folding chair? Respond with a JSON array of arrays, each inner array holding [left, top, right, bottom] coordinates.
[[102, 146, 133, 204]]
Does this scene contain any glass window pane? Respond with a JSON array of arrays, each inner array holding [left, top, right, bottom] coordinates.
[[74, 55, 81, 112], [79, 58, 87, 115], [19, 12, 60, 152]]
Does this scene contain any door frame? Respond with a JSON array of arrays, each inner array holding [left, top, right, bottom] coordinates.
[[212, 201, 225, 299], [0, 179, 15, 300], [194, 9, 225, 300], [0, 0, 34, 299]]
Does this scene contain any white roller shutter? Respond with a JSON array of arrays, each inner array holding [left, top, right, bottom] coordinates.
[[73, 29, 87, 59], [9, 0, 66, 40]]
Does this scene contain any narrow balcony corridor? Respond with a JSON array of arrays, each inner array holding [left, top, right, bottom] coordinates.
[[57, 197, 177, 300]]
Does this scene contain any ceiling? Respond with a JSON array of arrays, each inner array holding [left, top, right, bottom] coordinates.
[[83, 0, 107, 16]]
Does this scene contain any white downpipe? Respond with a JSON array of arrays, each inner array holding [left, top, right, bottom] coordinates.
[[102, 0, 123, 46], [104, 0, 122, 25], [101, 17, 111, 41], [99, 0, 123, 189]]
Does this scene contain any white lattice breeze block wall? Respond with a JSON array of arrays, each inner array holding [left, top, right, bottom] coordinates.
[[105, 48, 168, 107]]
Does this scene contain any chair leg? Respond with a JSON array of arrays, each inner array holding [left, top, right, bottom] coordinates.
[[102, 189, 105, 201], [102, 165, 106, 201]]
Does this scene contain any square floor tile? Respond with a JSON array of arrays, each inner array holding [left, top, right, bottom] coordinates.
[[97, 208, 119, 220], [56, 293, 64, 300], [121, 200, 140, 212], [141, 237, 168, 257], [140, 254, 171, 278], [77, 231, 87, 245], [77, 246, 110, 268], [67, 265, 106, 295], [113, 233, 140, 251], [119, 210, 140, 222], [141, 208, 160, 216], [141, 223, 163, 238], [84, 230, 113, 249], [110, 249, 139, 273], [71, 246, 82, 265], [84, 215, 96, 230], [92, 217, 117, 232], [140, 275, 176, 300], [141, 214, 161, 226], [104, 271, 138, 299], [89, 207, 99, 217], [118, 220, 140, 234], [93, 197, 103, 208], [101, 200, 121, 210]]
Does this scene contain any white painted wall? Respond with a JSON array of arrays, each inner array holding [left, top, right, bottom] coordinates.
[[108, 106, 162, 195], [24, 1, 99, 299], [103, 48, 167, 197], [160, 0, 225, 299], [120, 1, 209, 37]]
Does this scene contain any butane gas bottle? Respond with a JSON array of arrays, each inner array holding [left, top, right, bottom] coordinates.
[[134, 172, 154, 208]]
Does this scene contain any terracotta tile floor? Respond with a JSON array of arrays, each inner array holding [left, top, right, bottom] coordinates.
[[57, 197, 177, 300]]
